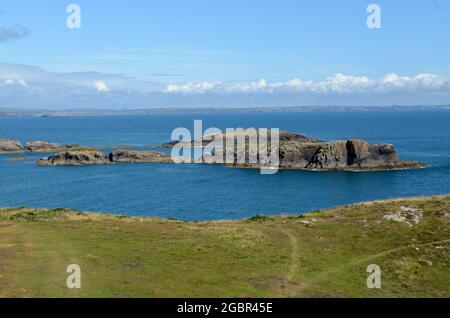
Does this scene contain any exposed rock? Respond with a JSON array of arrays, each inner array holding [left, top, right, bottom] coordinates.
[[279, 142, 321, 168], [279, 131, 320, 143], [347, 139, 370, 165], [0, 139, 23, 153], [168, 130, 422, 171], [419, 259, 433, 267], [109, 150, 173, 163], [37, 150, 110, 166], [299, 220, 315, 227], [436, 211, 449, 218], [37, 149, 174, 166], [306, 140, 349, 169], [383, 206, 424, 227], [25, 141, 79, 153], [163, 130, 319, 148], [162, 140, 181, 148], [304, 139, 402, 170]]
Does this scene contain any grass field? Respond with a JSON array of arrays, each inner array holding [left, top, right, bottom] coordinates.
[[0, 195, 449, 298]]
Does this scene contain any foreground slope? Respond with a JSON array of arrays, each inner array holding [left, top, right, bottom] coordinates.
[[0, 195, 449, 297]]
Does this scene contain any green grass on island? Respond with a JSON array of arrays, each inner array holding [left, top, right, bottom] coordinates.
[[0, 196, 449, 298]]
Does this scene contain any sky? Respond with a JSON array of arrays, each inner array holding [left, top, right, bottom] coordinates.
[[0, 0, 449, 109]]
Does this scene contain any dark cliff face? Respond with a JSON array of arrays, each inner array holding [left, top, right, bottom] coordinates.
[[303, 139, 400, 170], [221, 132, 420, 171], [279, 142, 320, 167]]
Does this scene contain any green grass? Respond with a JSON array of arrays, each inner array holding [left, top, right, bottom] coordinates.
[[0, 196, 449, 298]]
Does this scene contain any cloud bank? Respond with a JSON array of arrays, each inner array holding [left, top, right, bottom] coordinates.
[[164, 73, 450, 95], [0, 63, 449, 109]]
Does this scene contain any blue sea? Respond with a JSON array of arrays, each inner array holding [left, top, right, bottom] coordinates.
[[1, 110, 449, 221]]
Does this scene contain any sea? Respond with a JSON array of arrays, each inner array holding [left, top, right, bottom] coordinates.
[[1, 110, 449, 221]]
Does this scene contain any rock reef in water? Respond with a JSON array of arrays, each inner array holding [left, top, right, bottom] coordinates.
[[0, 139, 79, 154], [37, 149, 173, 166], [37, 150, 110, 166], [25, 141, 79, 153], [0, 139, 23, 154], [109, 150, 173, 163]]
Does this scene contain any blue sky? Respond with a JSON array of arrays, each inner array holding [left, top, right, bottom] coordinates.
[[0, 0, 449, 109]]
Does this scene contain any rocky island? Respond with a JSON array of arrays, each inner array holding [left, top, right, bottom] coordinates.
[[2, 131, 424, 171], [164, 131, 425, 171], [0, 139, 79, 154], [36, 149, 174, 166]]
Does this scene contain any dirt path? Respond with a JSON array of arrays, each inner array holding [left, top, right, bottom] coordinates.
[[303, 238, 450, 288], [0, 222, 21, 297], [274, 224, 450, 297], [357, 238, 450, 265], [277, 227, 306, 297]]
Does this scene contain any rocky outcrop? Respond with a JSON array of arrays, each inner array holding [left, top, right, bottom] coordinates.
[[0, 139, 80, 154], [279, 142, 321, 168], [278, 131, 321, 143], [37, 150, 110, 166], [37, 149, 173, 166], [25, 141, 79, 153], [164, 130, 423, 171], [163, 131, 319, 148], [305, 141, 348, 169], [212, 131, 423, 171], [0, 139, 23, 154], [109, 150, 173, 163], [383, 206, 424, 227], [304, 139, 404, 170]]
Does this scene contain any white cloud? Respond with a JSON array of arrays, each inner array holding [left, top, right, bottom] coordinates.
[[379, 73, 448, 92], [94, 81, 109, 92], [1, 63, 449, 109], [166, 81, 217, 94], [164, 73, 450, 95], [2, 77, 29, 88], [323, 73, 372, 93]]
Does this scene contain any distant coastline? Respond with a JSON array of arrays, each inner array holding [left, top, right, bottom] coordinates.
[[1, 105, 450, 118]]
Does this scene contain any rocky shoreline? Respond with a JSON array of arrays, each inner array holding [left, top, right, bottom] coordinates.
[[1, 131, 425, 171]]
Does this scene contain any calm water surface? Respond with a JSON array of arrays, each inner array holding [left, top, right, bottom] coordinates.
[[0, 110, 449, 221]]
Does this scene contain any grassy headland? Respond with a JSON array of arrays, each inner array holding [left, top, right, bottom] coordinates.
[[0, 196, 449, 298]]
